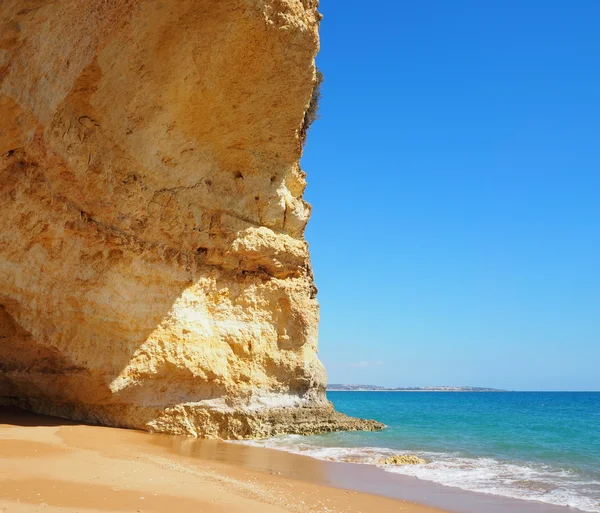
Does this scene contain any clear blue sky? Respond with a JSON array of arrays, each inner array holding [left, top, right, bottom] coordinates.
[[301, 0, 600, 391]]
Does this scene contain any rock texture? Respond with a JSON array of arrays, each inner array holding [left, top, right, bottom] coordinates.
[[0, 0, 382, 438], [378, 455, 427, 466]]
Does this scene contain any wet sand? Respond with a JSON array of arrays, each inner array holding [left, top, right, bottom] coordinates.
[[0, 407, 577, 513], [0, 406, 446, 513]]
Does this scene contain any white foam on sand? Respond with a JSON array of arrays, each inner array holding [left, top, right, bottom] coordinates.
[[235, 436, 600, 513]]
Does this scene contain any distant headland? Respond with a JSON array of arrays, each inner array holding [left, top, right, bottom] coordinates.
[[327, 384, 507, 392]]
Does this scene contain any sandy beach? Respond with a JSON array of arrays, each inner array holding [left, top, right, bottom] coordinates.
[[0, 406, 447, 513]]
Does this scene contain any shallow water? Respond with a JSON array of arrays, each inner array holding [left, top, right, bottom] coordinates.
[[243, 392, 600, 512]]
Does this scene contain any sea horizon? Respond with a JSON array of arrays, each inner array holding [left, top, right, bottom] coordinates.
[[327, 388, 600, 392]]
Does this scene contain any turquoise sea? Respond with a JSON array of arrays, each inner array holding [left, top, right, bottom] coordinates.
[[245, 392, 600, 512]]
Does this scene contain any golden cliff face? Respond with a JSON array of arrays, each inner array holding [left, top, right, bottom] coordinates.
[[0, 0, 382, 437]]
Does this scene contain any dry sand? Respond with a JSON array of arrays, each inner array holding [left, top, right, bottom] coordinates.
[[0, 407, 448, 513]]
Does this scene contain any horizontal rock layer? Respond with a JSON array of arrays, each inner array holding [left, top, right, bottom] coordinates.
[[0, 0, 382, 437]]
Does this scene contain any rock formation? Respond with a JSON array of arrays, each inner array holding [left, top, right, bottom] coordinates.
[[0, 0, 383, 438], [378, 455, 427, 466]]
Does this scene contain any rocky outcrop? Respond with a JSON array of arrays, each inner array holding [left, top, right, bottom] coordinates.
[[0, 0, 383, 437], [378, 455, 427, 465]]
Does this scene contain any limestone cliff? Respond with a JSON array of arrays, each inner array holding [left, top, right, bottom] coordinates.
[[0, 0, 382, 438]]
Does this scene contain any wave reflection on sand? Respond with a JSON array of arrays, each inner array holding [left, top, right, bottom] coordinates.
[[237, 435, 600, 513]]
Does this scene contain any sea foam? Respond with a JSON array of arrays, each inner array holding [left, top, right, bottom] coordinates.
[[235, 435, 600, 513]]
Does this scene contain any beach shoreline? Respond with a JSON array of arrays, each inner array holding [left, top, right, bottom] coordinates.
[[0, 406, 583, 513], [0, 406, 446, 513]]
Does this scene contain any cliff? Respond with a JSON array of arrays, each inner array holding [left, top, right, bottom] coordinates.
[[0, 0, 382, 438]]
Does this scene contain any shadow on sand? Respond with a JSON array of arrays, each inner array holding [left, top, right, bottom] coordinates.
[[0, 405, 82, 427]]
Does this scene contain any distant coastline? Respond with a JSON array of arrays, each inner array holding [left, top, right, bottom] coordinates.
[[327, 384, 507, 392]]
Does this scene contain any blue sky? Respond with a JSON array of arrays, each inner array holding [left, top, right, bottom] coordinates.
[[301, 1, 600, 391]]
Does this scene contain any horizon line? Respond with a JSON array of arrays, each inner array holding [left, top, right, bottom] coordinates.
[[326, 385, 599, 392]]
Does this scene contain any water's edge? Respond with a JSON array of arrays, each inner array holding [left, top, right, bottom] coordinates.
[[295, 391, 600, 512], [219, 438, 576, 513]]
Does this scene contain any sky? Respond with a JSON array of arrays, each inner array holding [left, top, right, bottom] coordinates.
[[301, 0, 600, 391]]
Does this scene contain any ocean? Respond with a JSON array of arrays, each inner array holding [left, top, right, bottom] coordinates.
[[243, 391, 600, 512]]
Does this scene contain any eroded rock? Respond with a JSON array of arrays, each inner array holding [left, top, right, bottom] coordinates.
[[378, 455, 427, 465], [0, 0, 383, 437]]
